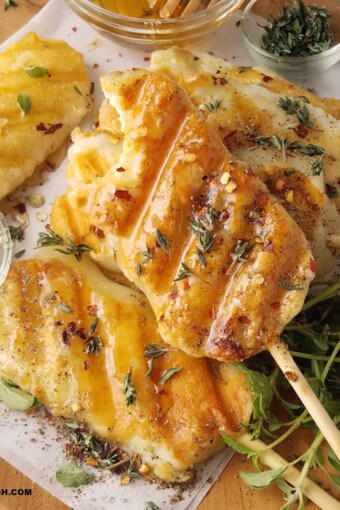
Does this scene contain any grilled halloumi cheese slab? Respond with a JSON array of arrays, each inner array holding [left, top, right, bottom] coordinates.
[[61, 69, 314, 362], [0, 250, 252, 481], [0, 33, 91, 200], [151, 48, 340, 273]]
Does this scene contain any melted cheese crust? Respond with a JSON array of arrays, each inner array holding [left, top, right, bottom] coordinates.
[[0, 250, 252, 481], [0, 32, 92, 200], [56, 69, 314, 362], [151, 48, 340, 274]]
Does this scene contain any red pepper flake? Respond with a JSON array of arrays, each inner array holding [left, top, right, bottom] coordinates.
[[263, 240, 273, 252], [158, 389, 166, 396], [223, 129, 237, 144], [72, 26, 78, 32], [219, 77, 228, 85], [169, 289, 179, 300], [14, 202, 26, 214], [44, 123, 63, 135], [310, 259, 318, 273], [144, 56, 150, 62], [36, 122, 47, 131], [87, 304, 98, 313], [84, 360, 89, 371], [62, 330, 70, 346], [92, 226, 105, 239], [115, 189, 132, 201], [220, 209, 230, 220], [183, 279, 190, 291], [75, 328, 87, 340], [271, 302, 281, 311], [263, 75, 273, 83], [44, 409, 54, 421], [116, 166, 126, 172], [193, 56, 200, 61], [68, 321, 77, 333], [238, 315, 251, 325], [92, 63, 100, 69], [326, 184, 338, 198], [45, 161, 56, 171], [54, 320, 63, 327], [293, 124, 308, 139]]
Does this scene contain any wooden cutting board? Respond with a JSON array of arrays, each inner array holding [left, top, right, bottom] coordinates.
[[0, 1, 336, 509]]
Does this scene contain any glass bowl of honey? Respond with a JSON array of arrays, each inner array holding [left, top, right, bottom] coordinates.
[[66, 0, 244, 47]]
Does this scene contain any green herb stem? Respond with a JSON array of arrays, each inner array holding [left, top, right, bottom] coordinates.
[[290, 351, 340, 363], [321, 341, 340, 382], [260, 410, 309, 455], [302, 281, 340, 311]]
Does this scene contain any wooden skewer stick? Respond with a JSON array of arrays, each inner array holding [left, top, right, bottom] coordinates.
[[181, 0, 202, 16], [159, 0, 182, 18], [238, 433, 340, 510], [269, 340, 340, 459]]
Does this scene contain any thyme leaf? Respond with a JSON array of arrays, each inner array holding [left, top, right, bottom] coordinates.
[[196, 247, 207, 267], [156, 229, 169, 252], [311, 159, 323, 176], [24, 66, 49, 78], [123, 366, 136, 407], [231, 240, 253, 263], [159, 367, 181, 385], [17, 93, 31, 117], [144, 503, 161, 510], [56, 462, 93, 488], [37, 228, 92, 261], [4, 0, 17, 10], [204, 99, 222, 112]]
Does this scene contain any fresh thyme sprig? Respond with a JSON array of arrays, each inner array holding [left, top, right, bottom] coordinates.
[[223, 279, 340, 507], [123, 366, 137, 407], [260, 0, 332, 57], [256, 134, 325, 169], [143, 343, 170, 378], [84, 316, 103, 356], [174, 262, 208, 284], [37, 228, 92, 261], [231, 240, 254, 264], [278, 96, 314, 129]]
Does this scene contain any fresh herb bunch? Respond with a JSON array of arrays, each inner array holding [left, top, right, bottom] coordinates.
[[261, 0, 333, 57], [223, 280, 340, 508]]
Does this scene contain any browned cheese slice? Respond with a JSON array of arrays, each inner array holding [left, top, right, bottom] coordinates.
[[56, 69, 315, 363], [0, 32, 92, 200], [0, 250, 252, 481], [151, 48, 340, 274]]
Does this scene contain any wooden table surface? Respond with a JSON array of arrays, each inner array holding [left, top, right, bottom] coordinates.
[[0, 2, 338, 510]]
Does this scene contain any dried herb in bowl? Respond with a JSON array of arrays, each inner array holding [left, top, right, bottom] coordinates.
[[261, 0, 333, 57]]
